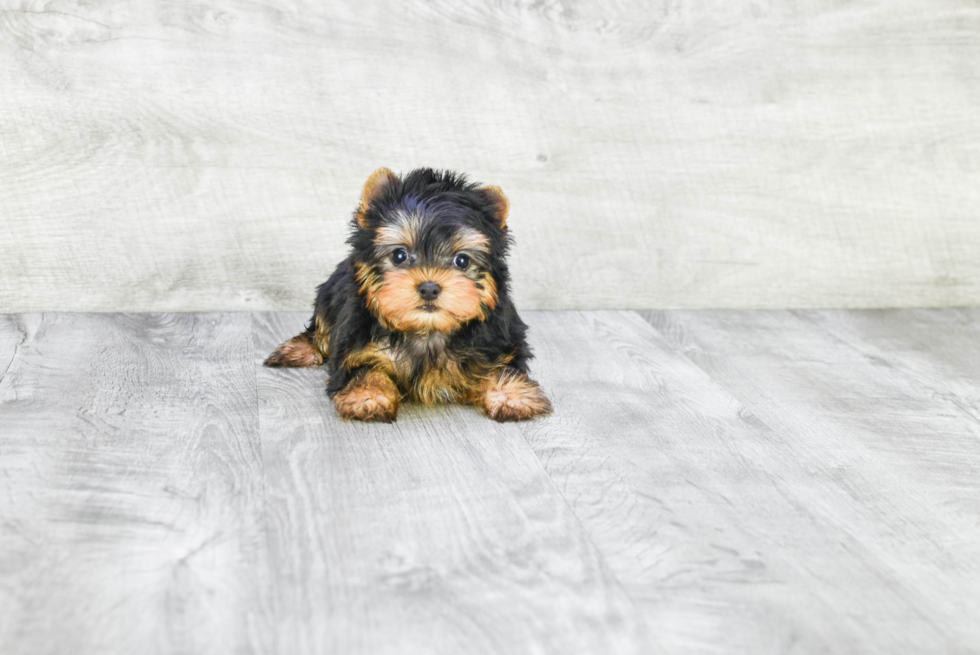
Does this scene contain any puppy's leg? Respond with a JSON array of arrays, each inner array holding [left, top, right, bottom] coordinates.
[[333, 368, 400, 423], [264, 331, 322, 367], [477, 369, 552, 422], [264, 315, 331, 368]]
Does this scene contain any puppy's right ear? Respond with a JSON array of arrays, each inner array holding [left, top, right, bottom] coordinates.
[[356, 167, 399, 228], [478, 185, 509, 229]]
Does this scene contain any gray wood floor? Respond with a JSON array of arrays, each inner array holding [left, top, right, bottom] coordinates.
[[1, 310, 978, 654]]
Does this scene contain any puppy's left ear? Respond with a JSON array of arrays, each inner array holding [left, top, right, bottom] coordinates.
[[357, 167, 400, 228], [478, 185, 509, 229]]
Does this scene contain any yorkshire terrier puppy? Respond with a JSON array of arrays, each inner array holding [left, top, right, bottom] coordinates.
[[264, 167, 552, 423]]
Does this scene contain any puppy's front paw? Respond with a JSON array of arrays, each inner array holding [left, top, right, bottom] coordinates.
[[482, 372, 552, 422], [333, 370, 400, 423]]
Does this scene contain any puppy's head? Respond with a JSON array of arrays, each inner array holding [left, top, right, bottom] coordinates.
[[349, 168, 510, 334]]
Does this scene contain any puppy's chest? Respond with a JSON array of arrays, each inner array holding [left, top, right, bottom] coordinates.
[[381, 333, 452, 381], [362, 333, 475, 404]]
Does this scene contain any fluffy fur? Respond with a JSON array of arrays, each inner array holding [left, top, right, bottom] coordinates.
[[264, 167, 552, 423]]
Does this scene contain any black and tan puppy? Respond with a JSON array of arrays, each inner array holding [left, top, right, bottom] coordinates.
[[264, 167, 552, 423]]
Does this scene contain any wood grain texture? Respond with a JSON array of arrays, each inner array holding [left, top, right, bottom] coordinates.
[[254, 311, 647, 655], [639, 308, 980, 653], [795, 308, 980, 421], [523, 309, 980, 653], [2, 1, 980, 312], [3, 310, 980, 654], [0, 313, 272, 655]]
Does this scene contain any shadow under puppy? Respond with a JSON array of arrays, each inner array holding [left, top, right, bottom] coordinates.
[[264, 167, 552, 423]]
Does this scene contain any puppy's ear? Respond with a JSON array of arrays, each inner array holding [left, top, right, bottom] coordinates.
[[478, 185, 509, 229], [357, 168, 399, 228]]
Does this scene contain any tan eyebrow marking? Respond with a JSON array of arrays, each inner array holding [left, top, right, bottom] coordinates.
[[452, 228, 490, 253], [373, 212, 422, 249], [374, 224, 413, 249], [374, 212, 422, 248]]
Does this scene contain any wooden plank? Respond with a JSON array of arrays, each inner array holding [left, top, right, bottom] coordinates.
[[525, 310, 977, 654], [0, 313, 272, 655], [795, 308, 980, 422], [254, 312, 646, 655], [0, 314, 33, 385], [2, 1, 980, 312], [639, 309, 980, 652], [5, 309, 980, 653]]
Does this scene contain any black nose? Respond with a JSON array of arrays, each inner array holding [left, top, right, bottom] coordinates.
[[417, 281, 442, 301]]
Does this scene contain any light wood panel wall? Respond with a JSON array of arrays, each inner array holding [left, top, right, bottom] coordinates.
[[1, 0, 978, 311]]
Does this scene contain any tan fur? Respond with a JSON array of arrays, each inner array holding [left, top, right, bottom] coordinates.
[[264, 333, 324, 367], [477, 273, 498, 311], [354, 261, 379, 294], [333, 369, 400, 422], [336, 339, 545, 421], [414, 362, 472, 405], [342, 339, 522, 409], [344, 340, 469, 405], [314, 314, 331, 355], [374, 220, 488, 257], [373, 213, 421, 249], [478, 370, 552, 422], [354, 262, 394, 329], [371, 267, 488, 333], [410, 353, 516, 407], [343, 342, 400, 379], [479, 185, 509, 228], [357, 168, 399, 227], [355, 261, 496, 333], [451, 228, 491, 254]]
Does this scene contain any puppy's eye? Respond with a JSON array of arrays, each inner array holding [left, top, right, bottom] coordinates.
[[391, 248, 408, 265], [454, 253, 470, 269]]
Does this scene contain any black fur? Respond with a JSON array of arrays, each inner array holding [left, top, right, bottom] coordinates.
[[298, 168, 533, 398]]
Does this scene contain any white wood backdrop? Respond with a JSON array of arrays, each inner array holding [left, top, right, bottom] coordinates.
[[1, 0, 978, 312]]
